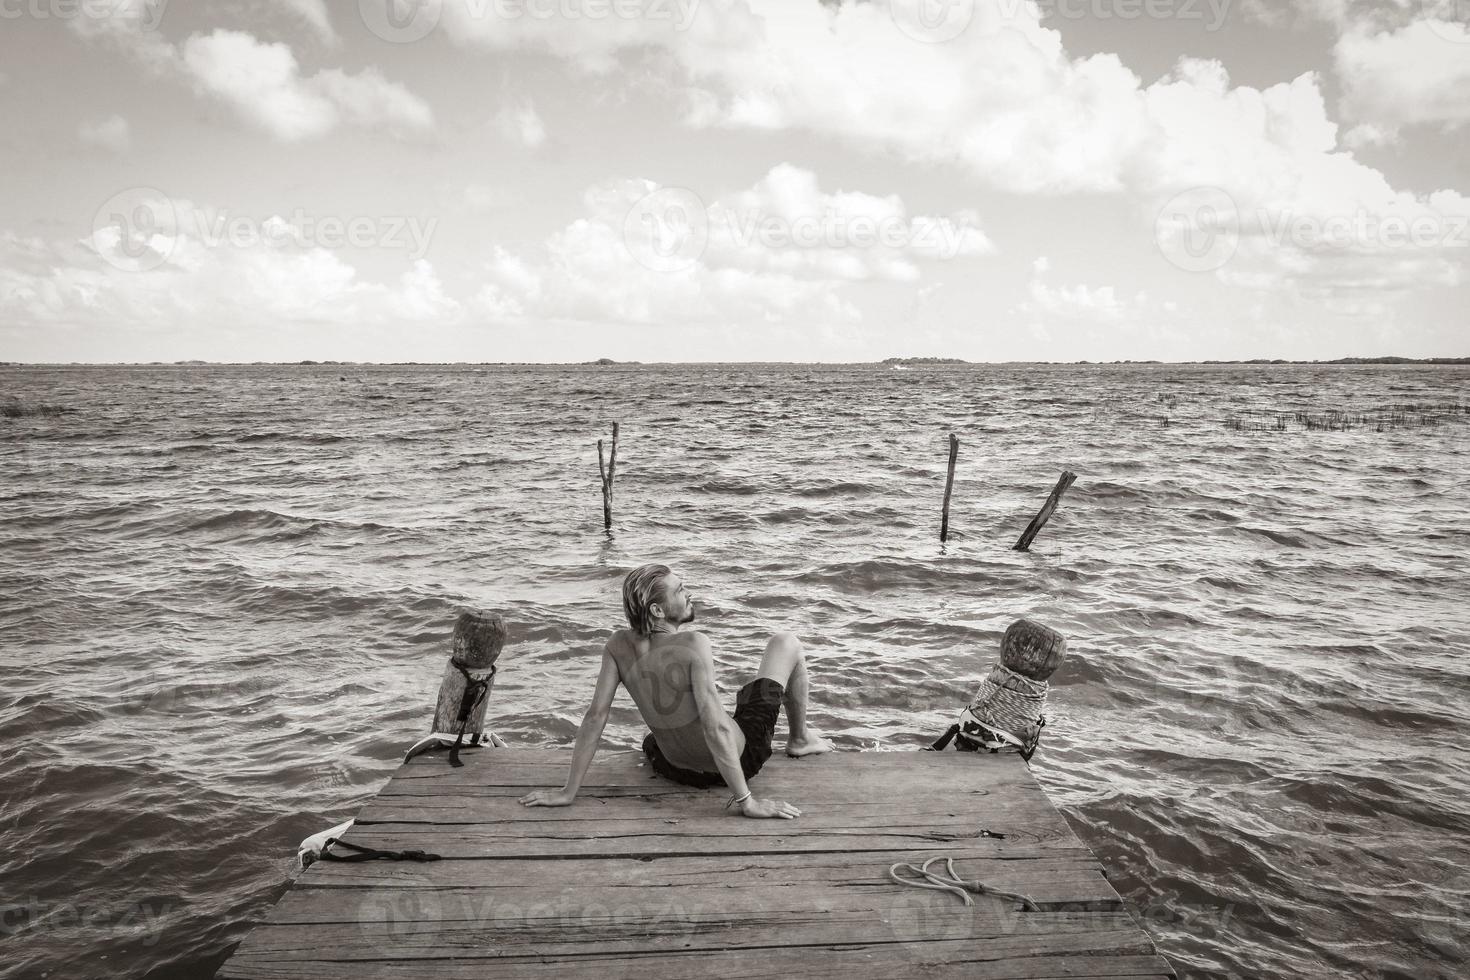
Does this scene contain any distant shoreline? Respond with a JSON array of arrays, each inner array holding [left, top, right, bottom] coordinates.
[[2, 357, 1467, 368]]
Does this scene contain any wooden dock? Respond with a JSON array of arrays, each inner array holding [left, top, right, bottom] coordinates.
[[218, 747, 1175, 979]]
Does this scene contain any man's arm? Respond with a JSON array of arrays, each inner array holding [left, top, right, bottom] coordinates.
[[519, 643, 621, 808], [688, 640, 801, 820]]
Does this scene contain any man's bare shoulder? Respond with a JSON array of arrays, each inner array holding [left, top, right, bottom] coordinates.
[[666, 630, 712, 652], [606, 628, 639, 650], [607, 629, 710, 659]]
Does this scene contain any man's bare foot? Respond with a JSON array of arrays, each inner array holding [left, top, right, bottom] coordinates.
[[786, 733, 835, 758]]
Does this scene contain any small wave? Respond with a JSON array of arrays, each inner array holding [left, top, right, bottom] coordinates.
[[691, 479, 764, 495], [1236, 525, 1310, 548], [791, 479, 879, 498]]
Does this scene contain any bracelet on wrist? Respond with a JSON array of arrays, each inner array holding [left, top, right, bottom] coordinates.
[[725, 790, 753, 810]]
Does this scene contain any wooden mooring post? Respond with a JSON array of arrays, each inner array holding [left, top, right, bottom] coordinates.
[[597, 422, 620, 531], [429, 611, 507, 765], [940, 433, 959, 542], [1013, 470, 1077, 552]]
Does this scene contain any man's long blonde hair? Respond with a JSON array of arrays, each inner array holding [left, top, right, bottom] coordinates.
[[622, 563, 672, 636]]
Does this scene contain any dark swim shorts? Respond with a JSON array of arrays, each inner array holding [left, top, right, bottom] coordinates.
[[641, 678, 785, 788]]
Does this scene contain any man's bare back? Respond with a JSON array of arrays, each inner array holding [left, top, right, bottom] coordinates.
[[520, 564, 833, 819], [607, 628, 740, 772]]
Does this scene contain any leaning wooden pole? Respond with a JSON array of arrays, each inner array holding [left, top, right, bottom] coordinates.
[[1014, 470, 1077, 552], [939, 433, 959, 543], [597, 422, 620, 531], [429, 611, 507, 766]]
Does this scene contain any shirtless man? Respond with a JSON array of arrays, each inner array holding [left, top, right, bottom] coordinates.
[[519, 564, 834, 818]]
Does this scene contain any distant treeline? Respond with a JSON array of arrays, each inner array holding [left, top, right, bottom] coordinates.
[[3, 356, 1467, 367]]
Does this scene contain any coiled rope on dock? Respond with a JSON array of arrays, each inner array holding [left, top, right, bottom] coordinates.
[[888, 856, 1041, 910]]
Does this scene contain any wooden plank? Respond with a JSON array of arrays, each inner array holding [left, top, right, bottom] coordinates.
[[222, 908, 1155, 960], [328, 826, 1082, 859], [222, 949, 1174, 980], [266, 862, 1123, 921], [301, 850, 1109, 889]]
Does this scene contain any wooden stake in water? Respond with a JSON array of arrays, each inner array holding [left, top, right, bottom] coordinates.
[[940, 433, 959, 543], [597, 422, 620, 531], [1014, 470, 1077, 552]]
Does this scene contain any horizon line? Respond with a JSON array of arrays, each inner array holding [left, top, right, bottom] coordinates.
[[3, 356, 1469, 368]]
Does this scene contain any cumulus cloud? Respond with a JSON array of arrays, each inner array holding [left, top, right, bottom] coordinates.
[[0, 194, 459, 332], [436, 0, 1469, 306], [1017, 256, 1150, 324], [78, 114, 131, 153], [1335, 18, 1470, 136], [70, 8, 432, 141], [474, 164, 990, 325]]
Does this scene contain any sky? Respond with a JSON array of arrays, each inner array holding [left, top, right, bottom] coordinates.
[[0, 0, 1466, 363]]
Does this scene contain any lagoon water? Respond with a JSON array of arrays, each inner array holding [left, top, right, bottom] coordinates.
[[1, 363, 1466, 979]]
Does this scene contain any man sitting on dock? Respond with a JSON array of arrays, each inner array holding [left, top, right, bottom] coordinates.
[[520, 563, 833, 819]]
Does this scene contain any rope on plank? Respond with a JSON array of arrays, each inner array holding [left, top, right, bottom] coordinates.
[[888, 856, 1041, 910]]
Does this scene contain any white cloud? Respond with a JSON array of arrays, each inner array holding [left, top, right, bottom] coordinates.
[[496, 101, 547, 149], [0, 195, 459, 333], [437, 0, 715, 70], [78, 114, 131, 153], [434, 0, 1468, 308], [1018, 256, 1147, 323], [71, 13, 433, 142], [705, 163, 992, 281], [1341, 122, 1401, 150], [474, 165, 988, 326], [265, 0, 340, 46], [1335, 19, 1470, 136]]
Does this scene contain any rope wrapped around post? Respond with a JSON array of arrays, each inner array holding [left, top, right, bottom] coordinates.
[[402, 611, 508, 765], [932, 619, 1066, 761], [447, 660, 495, 767]]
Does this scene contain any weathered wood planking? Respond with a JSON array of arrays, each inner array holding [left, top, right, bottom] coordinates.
[[218, 748, 1174, 980]]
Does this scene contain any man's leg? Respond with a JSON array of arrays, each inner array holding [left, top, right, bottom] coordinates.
[[755, 632, 833, 758]]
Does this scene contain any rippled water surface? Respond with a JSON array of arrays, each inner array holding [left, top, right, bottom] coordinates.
[[1, 363, 1466, 980]]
